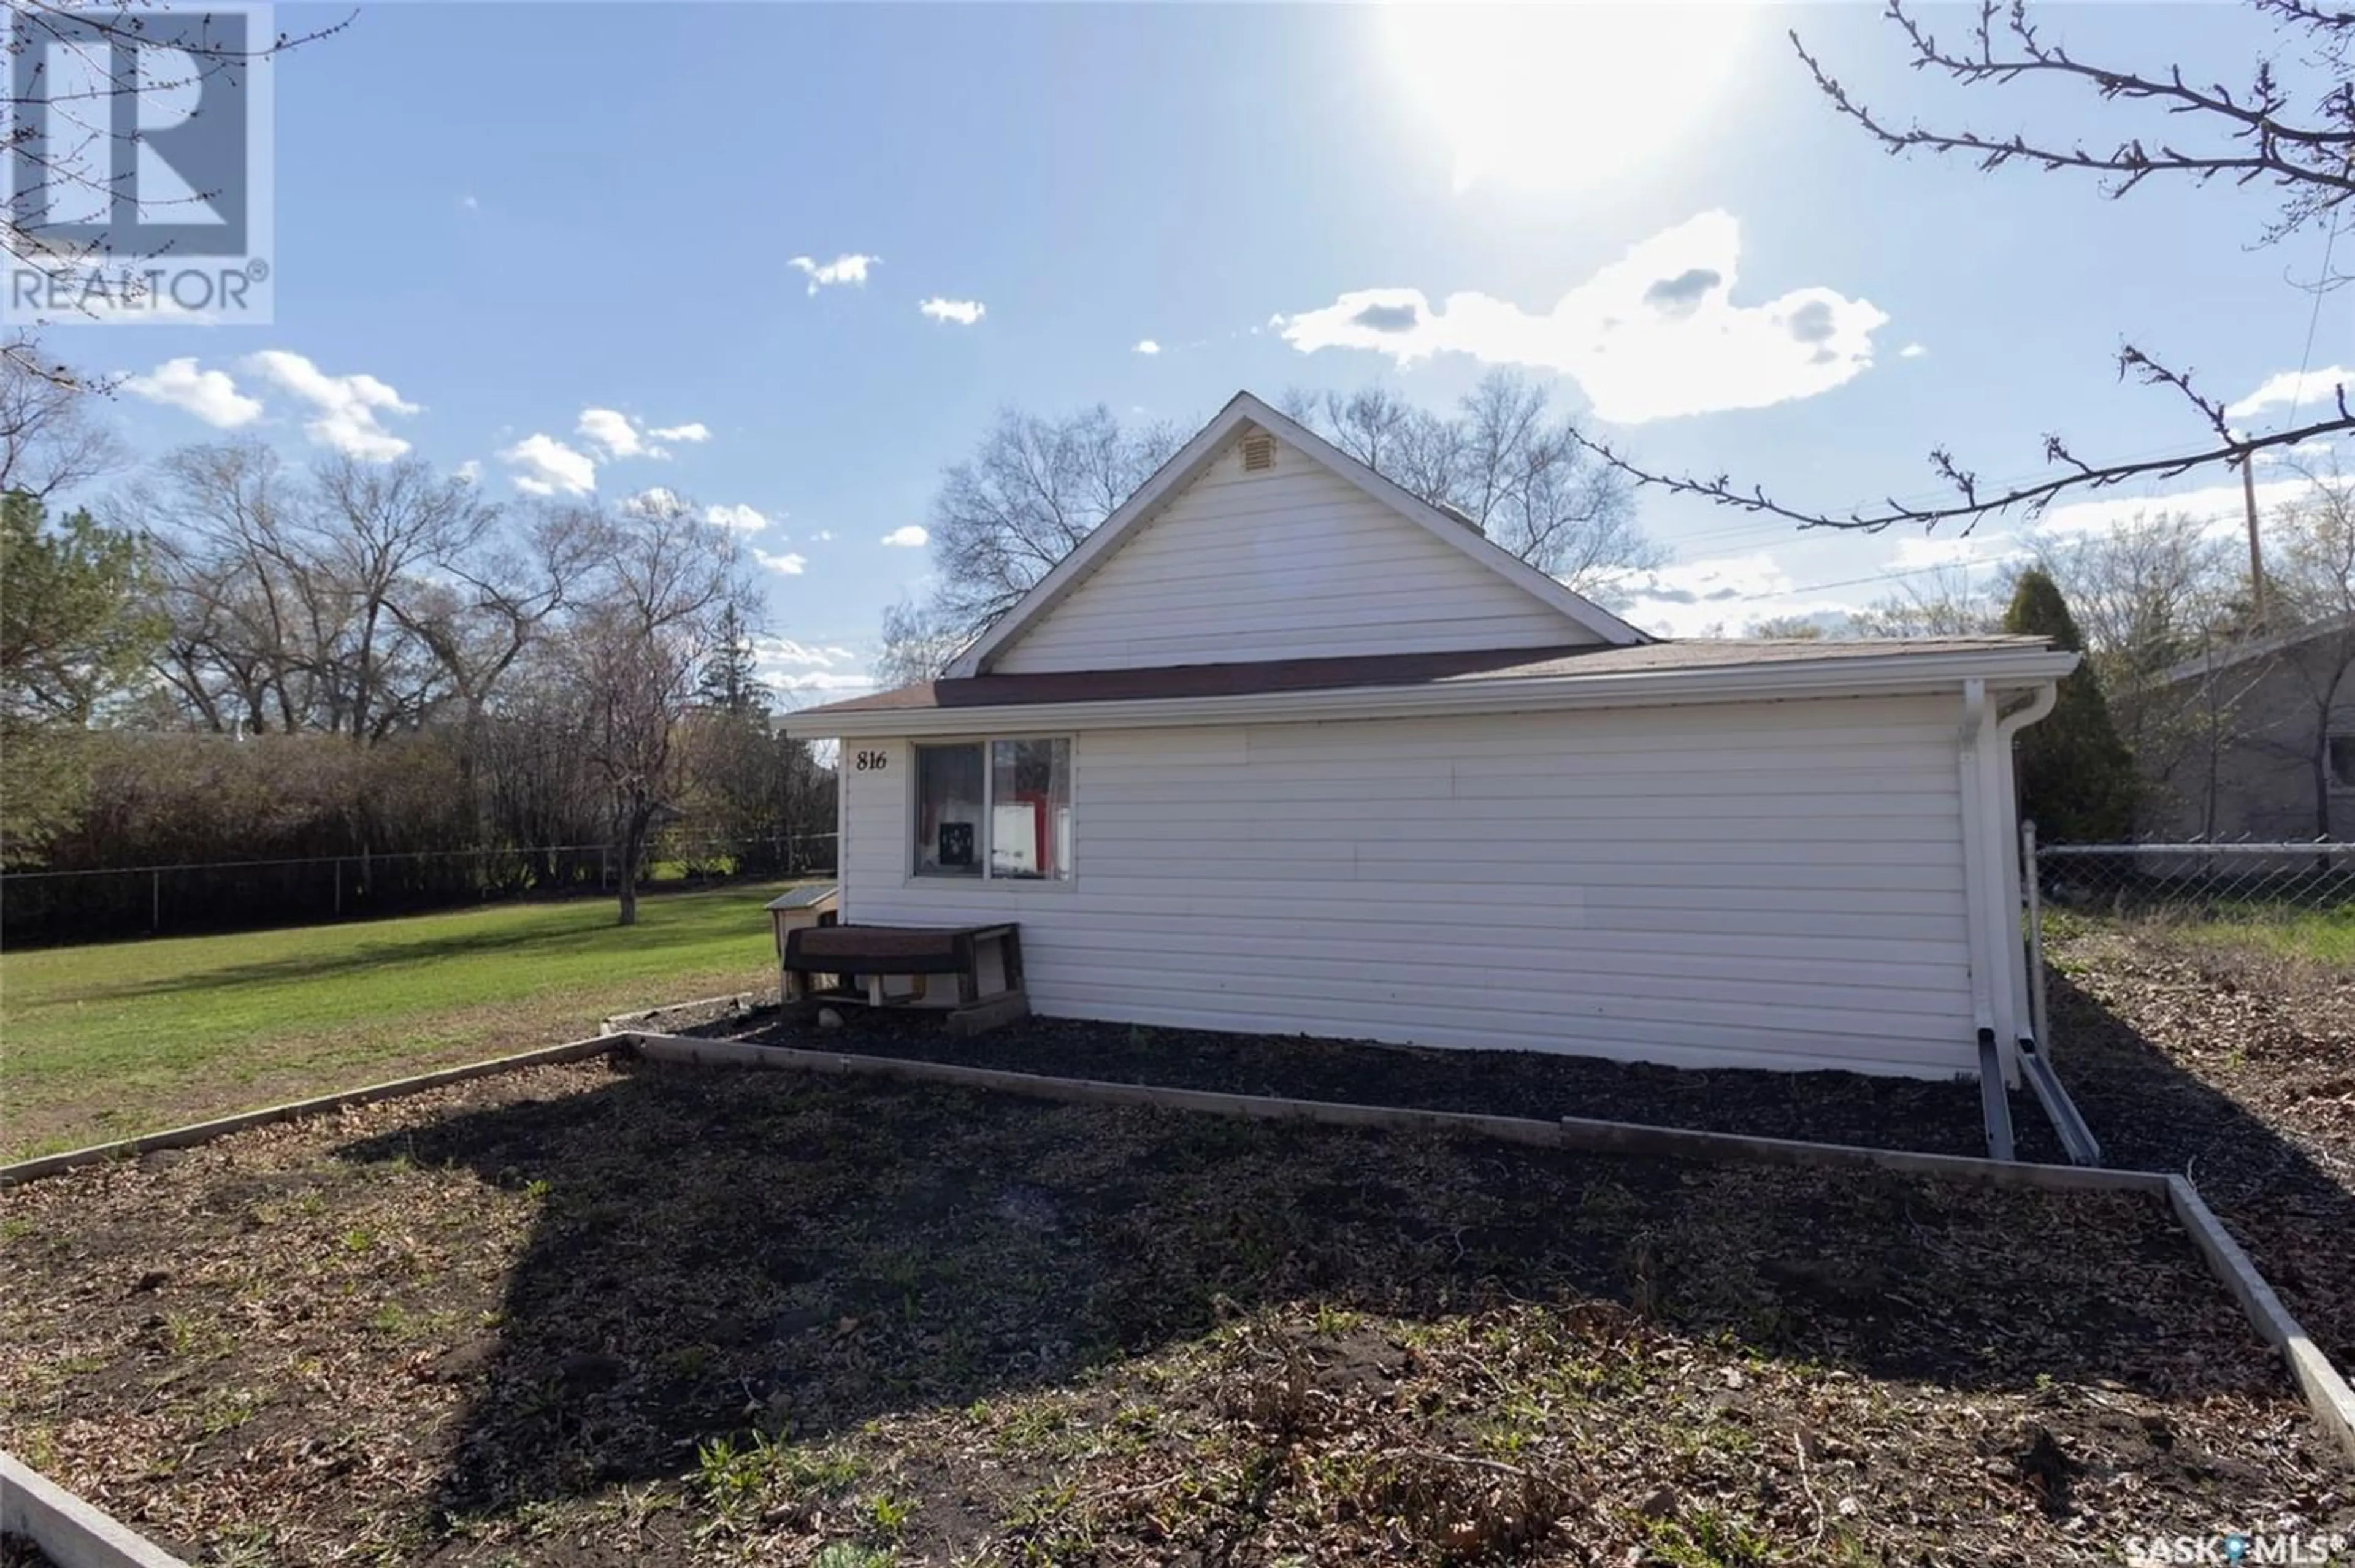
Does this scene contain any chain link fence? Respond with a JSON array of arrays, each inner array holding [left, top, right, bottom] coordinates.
[[2015, 832, 2349, 1073], [2032, 838, 2355, 926], [0, 833, 840, 947]]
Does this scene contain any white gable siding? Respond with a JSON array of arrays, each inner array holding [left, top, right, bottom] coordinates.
[[989, 438, 1597, 673], [839, 694, 1980, 1078]]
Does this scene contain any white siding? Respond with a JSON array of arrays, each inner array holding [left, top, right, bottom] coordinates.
[[990, 437, 1595, 673], [841, 694, 1981, 1079]]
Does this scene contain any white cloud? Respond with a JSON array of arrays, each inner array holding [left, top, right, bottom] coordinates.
[[2227, 365, 2349, 423], [1133, 338, 1162, 355], [578, 407, 648, 460], [2034, 477, 2309, 541], [789, 253, 878, 295], [919, 297, 986, 326], [622, 486, 689, 518], [1899, 343, 1928, 359], [454, 459, 482, 484], [1886, 532, 2011, 573], [754, 548, 808, 575], [501, 434, 597, 497], [1610, 551, 1848, 638], [122, 357, 262, 428], [1277, 212, 1888, 424], [758, 637, 859, 670], [243, 350, 419, 460], [772, 671, 877, 695], [706, 502, 768, 533], [459, 194, 479, 212], [880, 524, 929, 548], [1617, 551, 1793, 606], [813, 529, 837, 543], [578, 408, 707, 461]]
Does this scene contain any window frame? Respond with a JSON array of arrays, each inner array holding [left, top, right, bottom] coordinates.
[[905, 734, 1078, 889]]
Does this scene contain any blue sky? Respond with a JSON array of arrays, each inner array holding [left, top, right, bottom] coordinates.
[[85, 1, 2352, 698]]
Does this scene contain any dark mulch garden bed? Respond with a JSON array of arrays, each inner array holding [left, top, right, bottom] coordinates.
[[2044, 918, 2355, 1372], [2, 1055, 2346, 1566], [703, 1004, 2070, 1161]]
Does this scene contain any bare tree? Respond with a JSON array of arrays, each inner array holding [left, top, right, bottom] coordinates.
[[2015, 511, 2240, 798], [1287, 372, 1658, 589], [2023, 512, 2238, 678], [311, 455, 497, 741], [1847, 566, 2006, 637], [1567, 0, 2354, 535], [560, 502, 757, 925], [872, 597, 967, 691], [2259, 470, 2355, 836], [136, 442, 335, 733], [922, 405, 1185, 653], [0, 337, 123, 497], [388, 502, 593, 805], [1743, 614, 1830, 639]]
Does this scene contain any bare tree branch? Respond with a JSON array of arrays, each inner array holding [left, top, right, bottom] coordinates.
[[1792, 0, 2354, 247], [1569, 371, 2351, 534]]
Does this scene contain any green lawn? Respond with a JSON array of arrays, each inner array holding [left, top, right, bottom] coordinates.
[[0, 882, 803, 1161], [2175, 907, 2355, 967]]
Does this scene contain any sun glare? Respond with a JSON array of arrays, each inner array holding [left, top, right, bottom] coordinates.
[[1380, 3, 1755, 192]]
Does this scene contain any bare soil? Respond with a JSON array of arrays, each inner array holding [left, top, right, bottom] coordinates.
[[2043, 918, 2355, 1371], [709, 1004, 2069, 1161], [2, 1054, 2345, 1567]]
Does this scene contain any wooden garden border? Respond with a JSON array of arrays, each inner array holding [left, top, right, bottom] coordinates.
[[626, 1030, 2355, 1462], [2, 1025, 2347, 1466], [0, 1037, 620, 1187], [1, 1448, 187, 1568]]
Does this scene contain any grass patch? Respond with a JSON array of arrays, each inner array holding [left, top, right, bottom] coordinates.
[[2169, 906, 2355, 966], [0, 882, 809, 1159], [2045, 904, 2354, 969]]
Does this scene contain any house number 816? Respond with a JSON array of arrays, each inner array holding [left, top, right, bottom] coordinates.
[[854, 750, 888, 772]]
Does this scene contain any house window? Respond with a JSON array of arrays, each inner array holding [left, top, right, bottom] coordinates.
[[912, 737, 1072, 881], [2331, 735, 2355, 791]]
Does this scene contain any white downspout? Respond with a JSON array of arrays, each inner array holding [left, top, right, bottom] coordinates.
[[1956, 681, 2001, 1076], [1993, 683, 2059, 1042]]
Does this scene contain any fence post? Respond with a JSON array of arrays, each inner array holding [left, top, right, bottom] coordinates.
[[2023, 819, 2050, 1057], [334, 858, 343, 917], [150, 870, 160, 935]]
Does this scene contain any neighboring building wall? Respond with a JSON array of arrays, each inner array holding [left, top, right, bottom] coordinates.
[[990, 435, 1594, 674], [2139, 640, 2355, 843], [841, 693, 1982, 1079]]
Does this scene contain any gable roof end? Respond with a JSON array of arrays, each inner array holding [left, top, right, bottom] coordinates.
[[946, 391, 1652, 677]]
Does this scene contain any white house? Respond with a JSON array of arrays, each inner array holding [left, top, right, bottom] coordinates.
[[790, 393, 2075, 1089]]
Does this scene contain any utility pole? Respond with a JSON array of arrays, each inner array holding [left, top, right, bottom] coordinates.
[[2241, 449, 2267, 632]]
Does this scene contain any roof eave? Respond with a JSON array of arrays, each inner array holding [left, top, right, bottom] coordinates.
[[791, 648, 2079, 739]]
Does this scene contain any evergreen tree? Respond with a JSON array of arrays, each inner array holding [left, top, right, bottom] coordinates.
[[2001, 569, 2136, 843], [693, 605, 768, 716]]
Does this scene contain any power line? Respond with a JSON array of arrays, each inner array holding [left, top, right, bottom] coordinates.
[[2281, 163, 2349, 431]]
